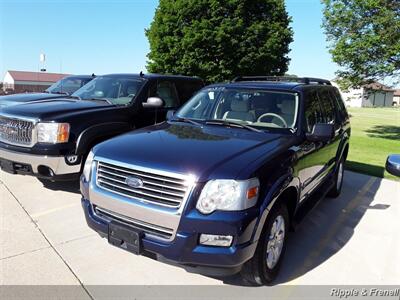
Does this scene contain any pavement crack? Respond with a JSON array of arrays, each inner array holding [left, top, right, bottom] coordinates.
[[2, 183, 94, 300], [0, 246, 51, 261]]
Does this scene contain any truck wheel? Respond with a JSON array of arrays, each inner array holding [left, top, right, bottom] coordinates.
[[241, 203, 289, 285], [327, 157, 344, 198]]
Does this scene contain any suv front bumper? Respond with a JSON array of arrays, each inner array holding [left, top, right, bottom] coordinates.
[[81, 196, 259, 275], [0, 147, 80, 180]]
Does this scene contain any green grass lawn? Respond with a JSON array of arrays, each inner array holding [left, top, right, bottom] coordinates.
[[346, 107, 400, 181]]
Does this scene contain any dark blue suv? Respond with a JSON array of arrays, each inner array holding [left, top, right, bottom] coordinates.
[[80, 76, 350, 285]]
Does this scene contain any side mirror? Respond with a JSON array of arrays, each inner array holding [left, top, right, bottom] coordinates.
[[143, 97, 164, 108], [306, 123, 334, 142], [386, 154, 400, 177], [166, 110, 175, 120]]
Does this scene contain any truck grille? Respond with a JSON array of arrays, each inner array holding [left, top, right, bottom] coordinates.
[[93, 205, 174, 240], [0, 116, 34, 146], [96, 161, 191, 209]]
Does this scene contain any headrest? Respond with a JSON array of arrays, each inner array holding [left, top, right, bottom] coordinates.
[[281, 99, 295, 114], [231, 99, 249, 112]]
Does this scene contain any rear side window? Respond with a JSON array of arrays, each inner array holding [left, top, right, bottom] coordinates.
[[331, 88, 348, 120], [317, 89, 336, 124], [175, 80, 204, 104], [304, 90, 324, 133]]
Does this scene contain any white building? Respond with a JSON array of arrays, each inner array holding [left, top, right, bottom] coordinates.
[[332, 81, 395, 108]]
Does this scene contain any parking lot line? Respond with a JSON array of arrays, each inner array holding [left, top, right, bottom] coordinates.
[[30, 203, 81, 219]]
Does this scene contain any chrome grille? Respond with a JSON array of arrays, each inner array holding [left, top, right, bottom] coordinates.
[[96, 161, 190, 209], [93, 205, 174, 240], [0, 116, 34, 146]]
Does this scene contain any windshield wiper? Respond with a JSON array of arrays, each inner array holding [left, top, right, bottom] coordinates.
[[67, 95, 81, 100], [172, 117, 203, 127], [86, 98, 114, 105], [205, 119, 263, 133]]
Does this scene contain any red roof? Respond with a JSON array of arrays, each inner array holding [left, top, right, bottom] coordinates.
[[8, 70, 71, 83]]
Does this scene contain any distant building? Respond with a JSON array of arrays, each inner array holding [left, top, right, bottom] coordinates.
[[332, 80, 395, 108], [2, 70, 70, 93], [393, 89, 400, 106]]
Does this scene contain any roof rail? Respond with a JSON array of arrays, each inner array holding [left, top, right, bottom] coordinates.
[[232, 76, 332, 85]]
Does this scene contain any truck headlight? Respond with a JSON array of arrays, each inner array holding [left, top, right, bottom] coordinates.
[[196, 178, 260, 214], [37, 122, 70, 144], [82, 151, 95, 181]]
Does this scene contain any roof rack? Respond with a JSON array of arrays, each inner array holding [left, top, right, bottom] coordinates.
[[232, 76, 332, 85]]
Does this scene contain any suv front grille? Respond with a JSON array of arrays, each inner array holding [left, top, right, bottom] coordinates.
[[96, 161, 191, 209], [0, 116, 34, 146], [93, 205, 174, 240]]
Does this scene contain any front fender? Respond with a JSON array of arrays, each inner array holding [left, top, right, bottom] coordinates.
[[75, 122, 131, 155], [251, 173, 300, 243]]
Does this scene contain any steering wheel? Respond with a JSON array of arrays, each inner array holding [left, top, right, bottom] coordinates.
[[257, 113, 288, 128]]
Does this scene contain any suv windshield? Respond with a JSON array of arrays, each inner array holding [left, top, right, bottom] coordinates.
[[46, 77, 90, 95], [176, 88, 299, 129], [72, 76, 143, 105]]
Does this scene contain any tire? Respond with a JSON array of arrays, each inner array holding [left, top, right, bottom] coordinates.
[[241, 203, 289, 285], [327, 157, 345, 198]]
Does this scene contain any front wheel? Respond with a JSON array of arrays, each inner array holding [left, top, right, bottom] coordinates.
[[241, 203, 289, 285], [327, 157, 345, 198]]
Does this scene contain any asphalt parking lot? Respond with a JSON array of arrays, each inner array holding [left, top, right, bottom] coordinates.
[[0, 170, 399, 289]]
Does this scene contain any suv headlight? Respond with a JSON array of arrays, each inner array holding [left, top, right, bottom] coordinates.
[[37, 122, 70, 144], [196, 178, 260, 214], [82, 151, 95, 181]]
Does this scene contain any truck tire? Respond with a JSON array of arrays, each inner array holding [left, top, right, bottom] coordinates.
[[241, 202, 289, 285], [327, 157, 345, 198]]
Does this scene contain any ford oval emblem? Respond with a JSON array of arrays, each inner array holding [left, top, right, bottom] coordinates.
[[125, 176, 144, 189]]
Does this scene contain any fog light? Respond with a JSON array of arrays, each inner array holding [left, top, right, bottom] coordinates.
[[199, 234, 233, 247], [65, 155, 79, 165]]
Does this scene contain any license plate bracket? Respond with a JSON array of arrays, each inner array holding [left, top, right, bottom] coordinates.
[[108, 222, 143, 255]]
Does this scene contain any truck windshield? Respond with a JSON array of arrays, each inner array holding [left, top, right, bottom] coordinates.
[[46, 77, 90, 95], [72, 76, 143, 105], [176, 88, 299, 130]]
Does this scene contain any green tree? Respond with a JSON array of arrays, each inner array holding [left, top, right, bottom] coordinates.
[[322, 0, 400, 89], [146, 0, 293, 83]]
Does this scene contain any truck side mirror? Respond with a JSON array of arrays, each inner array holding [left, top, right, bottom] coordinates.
[[306, 123, 334, 142], [166, 110, 175, 120], [143, 97, 164, 108], [386, 155, 400, 177]]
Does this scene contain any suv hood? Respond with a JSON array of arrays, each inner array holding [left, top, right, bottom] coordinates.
[[0, 98, 111, 119], [93, 122, 287, 181], [0, 93, 65, 109]]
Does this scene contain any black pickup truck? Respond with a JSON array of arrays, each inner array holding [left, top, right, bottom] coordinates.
[[0, 73, 203, 181], [0, 75, 95, 109]]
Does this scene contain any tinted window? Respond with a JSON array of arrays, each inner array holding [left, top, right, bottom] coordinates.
[[331, 88, 348, 120], [318, 89, 336, 124], [148, 80, 180, 108], [304, 90, 324, 133], [175, 80, 204, 104]]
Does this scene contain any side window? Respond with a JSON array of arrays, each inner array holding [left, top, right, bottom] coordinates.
[[318, 89, 336, 124], [331, 88, 348, 120], [149, 80, 180, 108], [304, 90, 324, 133], [175, 80, 204, 104]]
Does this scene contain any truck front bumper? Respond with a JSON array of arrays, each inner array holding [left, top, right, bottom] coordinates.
[[81, 196, 259, 275], [0, 147, 80, 180]]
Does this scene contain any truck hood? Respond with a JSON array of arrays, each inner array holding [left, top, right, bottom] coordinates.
[[0, 98, 111, 120], [0, 93, 65, 109], [93, 122, 287, 181]]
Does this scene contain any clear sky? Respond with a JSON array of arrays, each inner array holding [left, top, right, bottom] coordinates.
[[0, 0, 339, 80]]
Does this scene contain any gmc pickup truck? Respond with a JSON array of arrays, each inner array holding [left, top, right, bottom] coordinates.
[[0, 75, 95, 109], [80, 76, 350, 285], [0, 73, 203, 181]]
